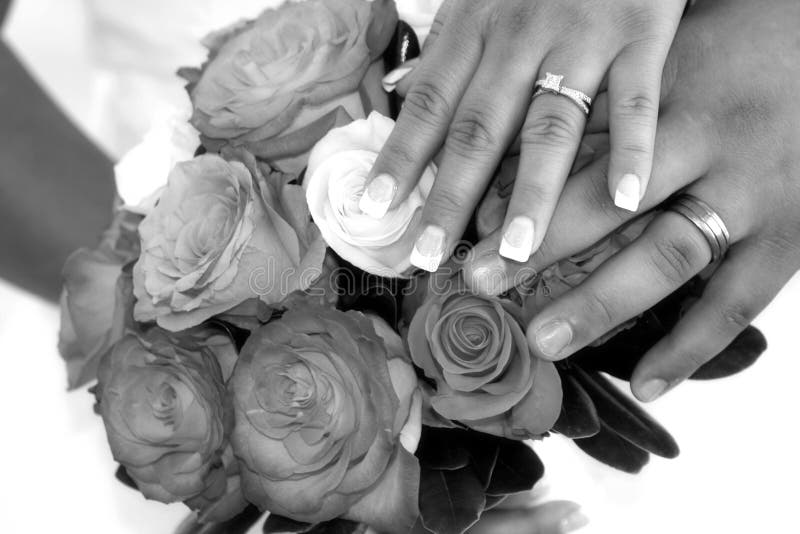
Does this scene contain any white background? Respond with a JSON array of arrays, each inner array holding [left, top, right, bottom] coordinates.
[[2, 1, 799, 533]]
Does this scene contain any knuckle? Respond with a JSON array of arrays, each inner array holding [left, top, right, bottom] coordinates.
[[446, 109, 499, 156], [403, 80, 453, 125], [718, 301, 757, 331], [425, 186, 464, 217], [614, 93, 659, 120], [616, 5, 662, 33], [521, 111, 581, 150], [580, 290, 617, 330], [579, 163, 631, 225], [381, 138, 417, 170], [648, 234, 705, 286], [512, 177, 559, 207]]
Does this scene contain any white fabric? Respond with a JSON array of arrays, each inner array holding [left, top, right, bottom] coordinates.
[[3, 1, 800, 533]]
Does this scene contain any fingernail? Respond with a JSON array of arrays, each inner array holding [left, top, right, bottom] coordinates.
[[638, 378, 668, 402], [410, 225, 446, 273], [534, 321, 573, 359], [614, 173, 642, 212], [499, 216, 535, 263], [559, 510, 590, 533], [359, 174, 397, 218], [381, 66, 413, 92]]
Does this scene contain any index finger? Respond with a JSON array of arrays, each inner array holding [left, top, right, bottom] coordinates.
[[360, 7, 483, 218]]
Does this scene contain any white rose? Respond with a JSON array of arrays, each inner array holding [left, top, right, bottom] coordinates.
[[114, 101, 200, 214], [304, 112, 434, 278]]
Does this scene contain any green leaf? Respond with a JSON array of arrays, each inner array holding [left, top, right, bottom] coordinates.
[[418, 467, 486, 534], [573, 368, 679, 459], [485, 441, 544, 497], [691, 326, 767, 380], [573, 421, 650, 474], [175, 506, 263, 534], [262, 514, 313, 533], [553, 372, 601, 438]]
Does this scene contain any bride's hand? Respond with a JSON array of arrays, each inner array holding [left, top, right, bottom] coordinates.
[[358, 0, 687, 272], [463, 0, 800, 402]]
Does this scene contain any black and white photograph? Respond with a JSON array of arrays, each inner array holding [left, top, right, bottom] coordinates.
[[1, 0, 799, 532]]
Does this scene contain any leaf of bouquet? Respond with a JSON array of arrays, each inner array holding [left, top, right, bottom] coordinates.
[[114, 465, 137, 490], [383, 20, 421, 119], [415, 427, 471, 471], [573, 368, 679, 459], [484, 441, 544, 497], [306, 519, 364, 534], [418, 466, 486, 534], [553, 372, 601, 438], [175, 505, 263, 534], [262, 514, 313, 533], [573, 421, 651, 474], [690, 326, 767, 380]]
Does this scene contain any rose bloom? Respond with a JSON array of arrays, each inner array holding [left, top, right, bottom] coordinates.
[[230, 307, 421, 533], [408, 287, 562, 439], [59, 209, 141, 389], [305, 112, 435, 277], [187, 0, 396, 171], [133, 153, 325, 331], [96, 329, 246, 521]]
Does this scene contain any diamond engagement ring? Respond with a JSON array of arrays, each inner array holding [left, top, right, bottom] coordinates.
[[532, 73, 593, 115]]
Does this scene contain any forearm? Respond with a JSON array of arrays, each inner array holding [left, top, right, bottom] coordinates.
[[0, 39, 115, 301]]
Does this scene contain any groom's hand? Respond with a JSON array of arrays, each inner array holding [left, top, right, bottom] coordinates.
[[464, 0, 800, 401]]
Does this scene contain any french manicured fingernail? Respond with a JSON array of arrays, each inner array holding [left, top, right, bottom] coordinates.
[[638, 378, 668, 402], [559, 510, 590, 533], [381, 66, 413, 92], [359, 174, 397, 218], [534, 320, 573, 359], [410, 225, 446, 273], [614, 173, 642, 212], [499, 216, 535, 263]]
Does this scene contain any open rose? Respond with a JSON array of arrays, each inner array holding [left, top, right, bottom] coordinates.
[[408, 287, 562, 439], [96, 329, 246, 521], [230, 307, 420, 533], [305, 112, 435, 277], [186, 0, 397, 172], [133, 153, 325, 331]]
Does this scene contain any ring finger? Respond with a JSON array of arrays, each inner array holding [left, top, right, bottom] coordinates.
[[499, 53, 606, 264], [524, 186, 750, 361]]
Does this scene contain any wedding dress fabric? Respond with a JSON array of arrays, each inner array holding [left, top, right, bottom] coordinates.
[[2, 1, 800, 533]]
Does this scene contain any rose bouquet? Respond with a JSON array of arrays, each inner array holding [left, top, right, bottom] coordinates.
[[58, 1, 768, 533]]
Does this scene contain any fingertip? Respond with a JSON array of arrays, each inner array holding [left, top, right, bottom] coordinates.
[[527, 319, 573, 361], [612, 173, 643, 212], [359, 173, 397, 219], [632, 377, 669, 403], [463, 255, 509, 296]]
